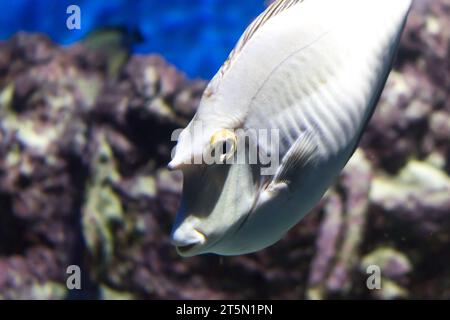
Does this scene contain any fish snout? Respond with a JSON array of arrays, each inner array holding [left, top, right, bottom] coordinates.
[[170, 224, 206, 253]]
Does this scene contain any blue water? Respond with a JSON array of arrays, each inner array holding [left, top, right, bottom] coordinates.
[[0, 0, 265, 79]]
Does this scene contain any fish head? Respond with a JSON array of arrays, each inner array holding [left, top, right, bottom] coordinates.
[[169, 122, 265, 257]]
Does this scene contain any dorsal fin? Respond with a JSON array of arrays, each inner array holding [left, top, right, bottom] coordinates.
[[222, 0, 303, 76], [205, 0, 304, 97]]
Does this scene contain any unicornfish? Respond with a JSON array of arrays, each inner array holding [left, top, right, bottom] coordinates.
[[168, 0, 413, 256]]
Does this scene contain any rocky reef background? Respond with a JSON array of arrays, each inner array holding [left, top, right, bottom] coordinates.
[[0, 0, 449, 299]]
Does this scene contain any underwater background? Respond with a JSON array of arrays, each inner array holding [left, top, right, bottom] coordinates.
[[0, 0, 265, 79], [0, 0, 449, 299]]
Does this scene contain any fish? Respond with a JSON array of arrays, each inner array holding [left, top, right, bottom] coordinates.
[[168, 0, 412, 257]]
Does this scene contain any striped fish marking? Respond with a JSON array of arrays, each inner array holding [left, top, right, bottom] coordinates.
[[170, 0, 413, 257], [218, 0, 305, 81]]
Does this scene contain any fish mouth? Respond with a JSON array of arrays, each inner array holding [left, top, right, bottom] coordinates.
[[176, 243, 200, 256], [172, 228, 207, 257]]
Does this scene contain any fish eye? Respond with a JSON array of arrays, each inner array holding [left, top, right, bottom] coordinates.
[[210, 129, 237, 162], [221, 140, 233, 155], [212, 140, 233, 157]]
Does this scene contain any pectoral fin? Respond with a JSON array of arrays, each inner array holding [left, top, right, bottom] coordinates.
[[258, 131, 318, 205]]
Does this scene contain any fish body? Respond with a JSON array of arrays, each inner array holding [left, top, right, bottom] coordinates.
[[169, 0, 412, 256]]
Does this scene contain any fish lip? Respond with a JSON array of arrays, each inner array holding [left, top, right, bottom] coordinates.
[[176, 243, 197, 254], [175, 230, 228, 257], [173, 228, 208, 256], [176, 241, 210, 257], [174, 211, 253, 257]]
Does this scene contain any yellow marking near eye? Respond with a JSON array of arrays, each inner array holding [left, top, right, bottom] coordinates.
[[210, 129, 236, 146], [210, 129, 238, 161]]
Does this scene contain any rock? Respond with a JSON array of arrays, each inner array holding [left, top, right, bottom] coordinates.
[[0, 0, 449, 300], [370, 159, 450, 233], [307, 150, 372, 299], [361, 248, 412, 282]]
